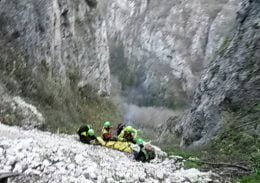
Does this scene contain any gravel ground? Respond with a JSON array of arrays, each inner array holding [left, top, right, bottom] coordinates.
[[0, 124, 219, 183]]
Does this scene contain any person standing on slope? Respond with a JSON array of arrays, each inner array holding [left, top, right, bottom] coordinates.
[[118, 126, 138, 143]]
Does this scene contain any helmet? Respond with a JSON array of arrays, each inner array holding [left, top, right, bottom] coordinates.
[[136, 138, 144, 145], [87, 129, 95, 136], [125, 126, 133, 133], [104, 121, 111, 128]]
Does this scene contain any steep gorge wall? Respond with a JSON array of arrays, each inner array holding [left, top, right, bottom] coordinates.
[[0, 0, 110, 95], [177, 0, 260, 147], [0, 0, 250, 137], [0, 0, 121, 131], [106, 0, 239, 108]]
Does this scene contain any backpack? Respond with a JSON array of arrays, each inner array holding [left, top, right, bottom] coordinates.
[[135, 144, 156, 162], [116, 123, 126, 136], [77, 125, 90, 143], [77, 125, 90, 136], [143, 144, 156, 161]]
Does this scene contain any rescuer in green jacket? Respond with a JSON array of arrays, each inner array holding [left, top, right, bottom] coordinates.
[[118, 126, 138, 143]]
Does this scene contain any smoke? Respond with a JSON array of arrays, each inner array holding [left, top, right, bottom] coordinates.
[[110, 75, 182, 140], [122, 103, 179, 130]]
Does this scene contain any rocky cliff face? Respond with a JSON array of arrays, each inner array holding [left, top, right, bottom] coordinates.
[[106, 0, 239, 108], [0, 0, 121, 131], [177, 0, 260, 147], [0, 0, 110, 95], [1, 0, 255, 147]]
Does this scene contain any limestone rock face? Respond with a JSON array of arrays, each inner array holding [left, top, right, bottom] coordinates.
[[178, 0, 260, 147], [0, 0, 114, 129], [0, 0, 111, 95], [106, 0, 239, 107], [0, 96, 45, 129]]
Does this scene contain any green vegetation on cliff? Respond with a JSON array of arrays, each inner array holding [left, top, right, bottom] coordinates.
[[164, 102, 260, 182], [0, 38, 121, 134], [211, 103, 260, 182]]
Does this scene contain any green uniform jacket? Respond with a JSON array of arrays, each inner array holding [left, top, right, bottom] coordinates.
[[118, 128, 138, 141]]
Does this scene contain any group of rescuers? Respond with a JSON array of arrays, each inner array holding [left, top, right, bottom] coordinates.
[[77, 122, 156, 162]]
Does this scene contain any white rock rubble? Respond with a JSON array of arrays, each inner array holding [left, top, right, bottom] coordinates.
[[0, 124, 218, 182]]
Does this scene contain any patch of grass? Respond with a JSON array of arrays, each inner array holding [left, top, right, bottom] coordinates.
[[166, 148, 198, 159], [241, 170, 260, 183], [30, 65, 121, 134], [207, 103, 260, 181], [218, 37, 230, 55], [184, 160, 203, 169], [164, 147, 205, 169], [211, 104, 260, 163], [163, 102, 260, 181]]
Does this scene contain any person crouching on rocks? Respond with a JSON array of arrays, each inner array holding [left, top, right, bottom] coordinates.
[[77, 125, 90, 143], [77, 126, 97, 144], [118, 126, 138, 143], [134, 138, 156, 162], [85, 129, 97, 144], [102, 121, 114, 141]]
